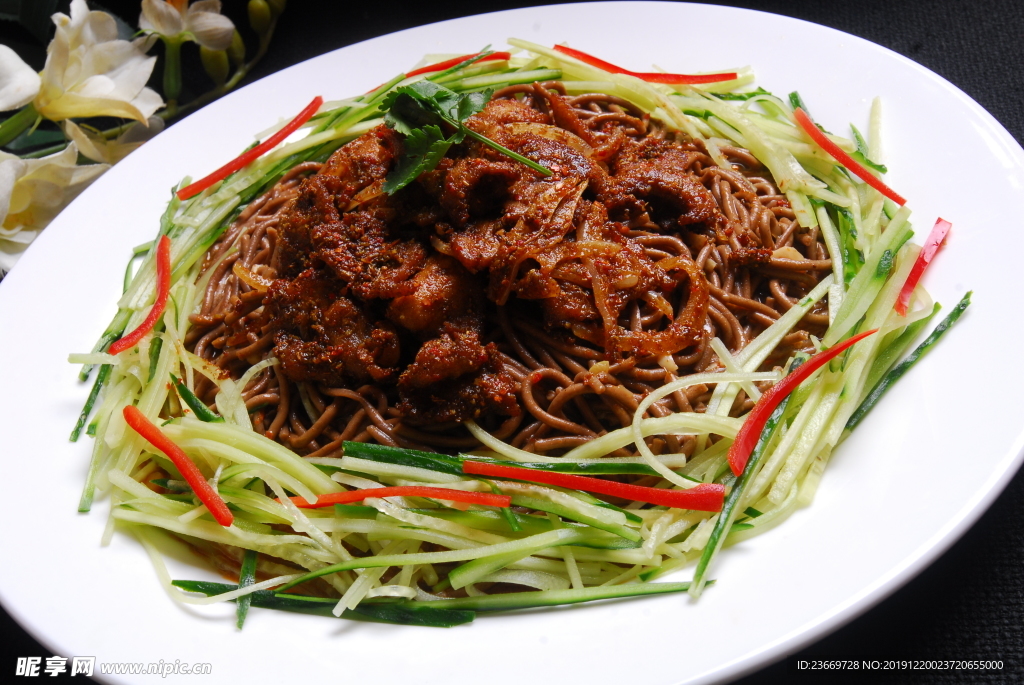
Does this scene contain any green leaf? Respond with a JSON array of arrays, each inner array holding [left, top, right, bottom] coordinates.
[[5, 127, 64, 151], [382, 125, 452, 194], [383, 93, 437, 134], [381, 76, 551, 195], [454, 89, 491, 122]]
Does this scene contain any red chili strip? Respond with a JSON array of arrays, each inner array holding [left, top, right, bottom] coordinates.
[[177, 95, 324, 201], [552, 45, 737, 85], [405, 51, 511, 77], [281, 487, 511, 509], [109, 235, 171, 355], [895, 217, 951, 316], [793, 107, 906, 206], [122, 406, 234, 527], [728, 329, 879, 477], [462, 460, 725, 512]]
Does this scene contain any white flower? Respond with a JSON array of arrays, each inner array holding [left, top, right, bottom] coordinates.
[[64, 116, 165, 165], [0, 45, 41, 111], [140, 0, 235, 50], [0, 143, 108, 273], [0, 0, 163, 123]]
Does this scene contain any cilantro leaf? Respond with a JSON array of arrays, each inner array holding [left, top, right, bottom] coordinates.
[[455, 90, 490, 122], [382, 125, 453, 194], [380, 78, 551, 195]]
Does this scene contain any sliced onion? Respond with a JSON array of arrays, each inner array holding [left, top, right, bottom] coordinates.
[[506, 122, 594, 157], [232, 262, 273, 292]]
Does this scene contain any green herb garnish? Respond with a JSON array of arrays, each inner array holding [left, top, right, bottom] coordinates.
[[380, 80, 551, 194]]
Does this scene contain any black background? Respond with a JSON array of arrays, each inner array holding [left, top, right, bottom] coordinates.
[[1, 1, 1022, 683]]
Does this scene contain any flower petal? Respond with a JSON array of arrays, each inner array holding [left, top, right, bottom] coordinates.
[[66, 0, 120, 45], [63, 120, 108, 163], [0, 142, 108, 272], [191, 1, 224, 13], [0, 46, 41, 111], [139, 0, 184, 36], [65, 117, 163, 164], [0, 156, 25, 224], [37, 91, 147, 122], [36, 1, 162, 123], [186, 11, 235, 50], [119, 115, 165, 143], [127, 86, 164, 121]]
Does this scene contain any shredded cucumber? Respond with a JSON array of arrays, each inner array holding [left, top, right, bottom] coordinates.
[[71, 39, 966, 629]]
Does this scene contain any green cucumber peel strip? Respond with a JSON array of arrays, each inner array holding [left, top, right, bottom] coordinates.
[[831, 205, 864, 285], [690, 389, 794, 598], [236, 550, 258, 629], [416, 581, 697, 611], [70, 364, 111, 442], [345, 441, 668, 477], [171, 581, 473, 627], [170, 374, 223, 422], [334, 504, 378, 519], [716, 87, 773, 101], [849, 124, 887, 173], [343, 442, 462, 475], [845, 291, 971, 432], [481, 478, 523, 533]]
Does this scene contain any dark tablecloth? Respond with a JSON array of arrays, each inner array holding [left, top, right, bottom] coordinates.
[[2, 1, 1021, 682]]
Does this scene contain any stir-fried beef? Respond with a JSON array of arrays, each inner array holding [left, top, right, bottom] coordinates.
[[264, 90, 730, 423]]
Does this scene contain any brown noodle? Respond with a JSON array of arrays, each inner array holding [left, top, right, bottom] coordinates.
[[184, 85, 829, 459]]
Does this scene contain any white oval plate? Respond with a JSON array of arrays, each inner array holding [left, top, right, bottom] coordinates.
[[1, 3, 1021, 684]]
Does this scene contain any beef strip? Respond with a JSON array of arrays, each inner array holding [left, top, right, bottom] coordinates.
[[263, 94, 727, 423]]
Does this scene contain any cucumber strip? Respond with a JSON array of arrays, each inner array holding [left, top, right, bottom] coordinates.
[[278, 529, 580, 590], [113, 508, 337, 567], [691, 396, 791, 597], [163, 418, 340, 495], [368, 497, 510, 546], [344, 440, 688, 477], [415, 581, 694, 611], [450, 68, 562, 91], [170, 374, 222, 422], [337, 454, 464, 485], [342, 444, 642, 529], [342, 442, 462, 475], [70, 364, 112, 442], [447, 529, 589, 589], [236, 550, 258, 629], [824, 206, 912, 345], [845, 292, 971, 432], [512, 495, 638, 541], [171, 581, 473, 627], [399, 508, 638, 549], [485, 479, 523, 532], [334, 504, 378, 519], [862, 302, 940, 393]]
